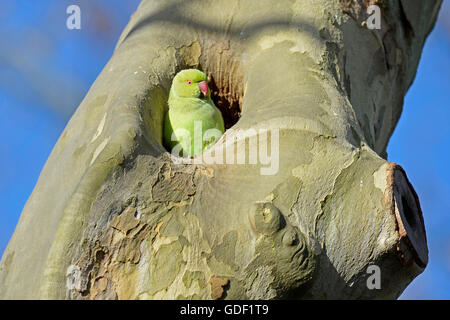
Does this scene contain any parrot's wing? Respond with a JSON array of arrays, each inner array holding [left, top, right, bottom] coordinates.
[[164, 104, 197, 157], [163, 111, 174, 150], [217, 110, 225, 132], [207, 99, 225, 133]]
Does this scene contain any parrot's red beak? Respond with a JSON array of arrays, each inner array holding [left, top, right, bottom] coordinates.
[[199, 81, 209, 96]]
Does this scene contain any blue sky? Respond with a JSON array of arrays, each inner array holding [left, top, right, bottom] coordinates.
[[386, 10, 450, 298], [0, 1, 449, 299]]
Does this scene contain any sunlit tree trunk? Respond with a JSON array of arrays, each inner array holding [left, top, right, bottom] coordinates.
[[0, 0, 441, 299]]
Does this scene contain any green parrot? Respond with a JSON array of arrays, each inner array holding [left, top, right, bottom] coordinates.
[[163, 69, 225, 157]]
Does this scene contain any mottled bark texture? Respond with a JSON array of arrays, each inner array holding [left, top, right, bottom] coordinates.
[[0, 0, 441, 299]]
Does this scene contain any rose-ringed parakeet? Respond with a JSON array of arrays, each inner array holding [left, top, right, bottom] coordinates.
[[164, 69, 225, 157]]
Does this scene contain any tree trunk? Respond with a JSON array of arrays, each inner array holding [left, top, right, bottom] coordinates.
[[0, 0, 442, 299]]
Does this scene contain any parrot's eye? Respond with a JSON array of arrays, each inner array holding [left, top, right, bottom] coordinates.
[[187, 80, 192, 85]]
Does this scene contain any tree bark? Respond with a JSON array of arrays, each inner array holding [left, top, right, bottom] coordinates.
[[0, 0, 442, 299]]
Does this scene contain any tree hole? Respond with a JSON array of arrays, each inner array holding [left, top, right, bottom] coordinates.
[[401, 194, 418, 230], [207, 74, 242, 129], [146, 42, 245, 154], [197, 40, 244, 130]]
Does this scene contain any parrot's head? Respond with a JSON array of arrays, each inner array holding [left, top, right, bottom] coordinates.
[[171, 69, 210, 99]]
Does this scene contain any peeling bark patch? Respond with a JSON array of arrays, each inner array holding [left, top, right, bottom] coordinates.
[[315, 149, 389, 278], [90, 138, 110, 166], [178, 41, 202, 68], [246, 266, 276, 300], [272, 176, 303, 218], [67, 200, 154, 299], [211, 231, 238, 271], [183, 270, 206, 289], [148, 241, 184, 294], [209, 276, 230, 300], [91, 113, 107, 143], [116, 237, 142, 264], [84, 94, 108, 132], [152, 164, 196, 202], [66, 265, 83, 292], [91, 276, 109, 299], [111, 206, 139, 235], [259, 34, 305, 54], [160, 212, 186, 237], [373, 162, 388, 194], [154, 221, 164, 234]]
